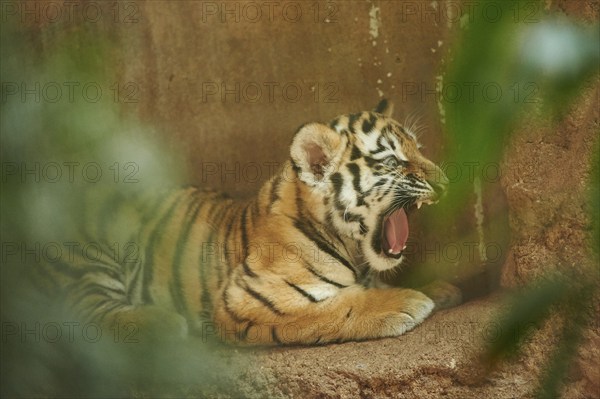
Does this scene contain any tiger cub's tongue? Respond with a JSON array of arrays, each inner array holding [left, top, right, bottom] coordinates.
[[384, 208, 409, 255]]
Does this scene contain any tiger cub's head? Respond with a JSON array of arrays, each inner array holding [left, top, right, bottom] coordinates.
[[290, 100, 448, 271]]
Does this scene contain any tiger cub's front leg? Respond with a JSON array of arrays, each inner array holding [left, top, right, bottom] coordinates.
[[213, 284, 434, 345]]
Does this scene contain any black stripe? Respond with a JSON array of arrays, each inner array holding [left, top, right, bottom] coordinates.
[[380, 184, 394, 199], [374, 98, 389, 114], [346, 163, 366, 206], [199, 202, 230, 314], [52, 260, 122, 282], [221, 285, 248, 324], [240, 321, 254, 341], [325, 212, 348, 247], [244, 284, 285, 316], [347, 113, 361, 133], [362, 113, 377, 133], [329, 172, 347, 211], [372, 177, 390, 190], [301, 187, 344, 244], [371, 218, 384, 255], [329, 117, 340, 129], [346, 307, 353, 318], [240, 204, 250, 259], [97, 301, 126, 323], [290, 159, 301, 176], [137, 189, 175, 231], [271, 326, 282, 344], [345, 212, 366, 234], [388, 133, 398, 151], [375, 135, 388, 154], [95, 284, 126, 297], [294, 180, 356, 280], [222, 209, 238, 276], [285, 280, 319, 302], [250, 199, 259, 226], [293, 218, 356, 279], [128, 261, 143, 302], [170, 193, 203, 315], [87, 263, 123, 280], [359, 221, 368, 235], [72, 286, 119, 304], [350, 145, 362, 161], [143, 190, 191, 304], [303, 260, 347, 288], [242, 261, 258, 278], [363, 156, 380, 168], [269, 175, 283, 213], [294, 182, 304, 216]]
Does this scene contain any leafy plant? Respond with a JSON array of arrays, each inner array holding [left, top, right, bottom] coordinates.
[[439, 1, 599, 397]]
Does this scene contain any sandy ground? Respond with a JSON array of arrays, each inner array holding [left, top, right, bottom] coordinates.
[[228, 295, 538, 398], [247, 295, 508, 399], [225, 293, 598, 399]]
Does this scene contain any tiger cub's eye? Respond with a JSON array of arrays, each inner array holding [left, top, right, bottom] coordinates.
[[382, 157, 398, 168]]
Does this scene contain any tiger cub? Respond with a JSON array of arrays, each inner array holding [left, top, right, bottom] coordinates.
[[42, 99, 460, 345]]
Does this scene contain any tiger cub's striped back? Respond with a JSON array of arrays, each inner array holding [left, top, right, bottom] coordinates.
[[40, 100, 460, 345]]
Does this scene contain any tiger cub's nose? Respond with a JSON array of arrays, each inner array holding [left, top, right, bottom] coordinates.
[[427, 166, 448, 199]]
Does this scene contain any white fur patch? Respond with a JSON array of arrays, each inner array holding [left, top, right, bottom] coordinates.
[[359, 131, 380, 152], [304, 284, 339, 301], [340, 181, 357, 206]]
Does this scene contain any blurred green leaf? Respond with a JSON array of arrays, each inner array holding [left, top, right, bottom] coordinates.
[[438, 1, 599, 395], [485, 277, 569, 364], [519, 19, 600, 117], [1, 18, 251, 398], [535, 284, 593, 399], [440, 0, 599, 214]]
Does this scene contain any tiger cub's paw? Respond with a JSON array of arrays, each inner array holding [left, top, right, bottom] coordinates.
[[384, 289, 435, 336], [113, 306, 189, 343], [420, 280, 463, 311]]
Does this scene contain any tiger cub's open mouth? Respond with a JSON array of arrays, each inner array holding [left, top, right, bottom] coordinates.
[[380, 199, 434, 259]]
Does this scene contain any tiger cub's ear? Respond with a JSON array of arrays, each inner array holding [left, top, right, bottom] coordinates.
[[291, 123, 345, 186], [374, 98, 394, 117]]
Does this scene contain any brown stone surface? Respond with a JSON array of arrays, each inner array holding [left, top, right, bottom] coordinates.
[[498, 69, 600, 399], [500, 81, 599, 287], [233, 294, 595, 399], [96, 1, 453, 196]]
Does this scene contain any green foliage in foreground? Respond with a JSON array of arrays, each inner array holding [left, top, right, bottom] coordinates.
[[0, 21, 258, 399], [440, 1, 599, 397]]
